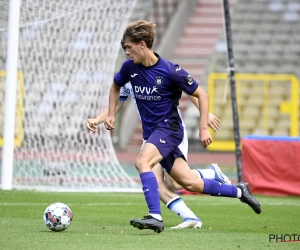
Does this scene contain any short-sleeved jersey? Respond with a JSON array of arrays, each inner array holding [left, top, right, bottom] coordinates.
[[119, 81, 186, 129], [114, 53, 198, 140]]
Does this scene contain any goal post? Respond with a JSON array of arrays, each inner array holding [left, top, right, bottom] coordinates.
[[1, 0, 21, 190], [0, 0, 141, 192]]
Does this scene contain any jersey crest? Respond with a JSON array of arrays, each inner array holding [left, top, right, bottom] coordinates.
[[155, 76, 163, 86]]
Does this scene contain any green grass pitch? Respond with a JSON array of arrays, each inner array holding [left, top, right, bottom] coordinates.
[[0, 190, 299, 250]]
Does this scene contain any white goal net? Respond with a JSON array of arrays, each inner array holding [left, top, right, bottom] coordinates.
[[0, 0, 141, 192]]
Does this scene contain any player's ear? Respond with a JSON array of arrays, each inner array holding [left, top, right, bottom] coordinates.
[[140, 40, 146, 48]]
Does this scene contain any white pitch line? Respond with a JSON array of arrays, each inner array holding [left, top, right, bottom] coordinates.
[[0, 203, 136, 206], [0, 202, 300, 206]]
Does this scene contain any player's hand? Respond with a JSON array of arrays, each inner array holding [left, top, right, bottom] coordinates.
[[208, 113, 221, 132], [199, 129, 212, 148], [104, 116, 115, 130], [86, 118, 98, 132]]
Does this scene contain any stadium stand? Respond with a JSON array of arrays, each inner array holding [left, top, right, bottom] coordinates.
[[181, 0, 300, 151]]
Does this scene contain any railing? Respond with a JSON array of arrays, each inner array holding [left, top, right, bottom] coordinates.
[[207, 73, 299, 151]]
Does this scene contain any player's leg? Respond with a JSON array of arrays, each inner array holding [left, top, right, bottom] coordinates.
[[130, 127, 185, 232], [130, 142, 164, 233], [165, 164, 231, 191], [168, 156, 261, 214], [153, 163, 201, 229], [168, 126, 231, 189]]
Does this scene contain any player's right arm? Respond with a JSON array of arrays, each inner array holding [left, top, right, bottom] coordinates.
[[103, 59, 130, 130], [86, 100, 125, 132], [104, 83, 121, 130]]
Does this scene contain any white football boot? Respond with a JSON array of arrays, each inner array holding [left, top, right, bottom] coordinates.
[[209, 163, 231, 184], [171, 217, 202, 229]]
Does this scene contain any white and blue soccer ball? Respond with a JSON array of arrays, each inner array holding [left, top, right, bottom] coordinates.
[[43, 202, 73, 232]]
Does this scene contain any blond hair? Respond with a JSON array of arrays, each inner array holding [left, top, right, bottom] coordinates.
[[121, 20, 156, 49]]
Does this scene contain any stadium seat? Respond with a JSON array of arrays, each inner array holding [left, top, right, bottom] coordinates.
[[219, 117, 234, 130], [241, 106, 260, 118], [271, 128, 289, 136], [214, 129, 234, 140]]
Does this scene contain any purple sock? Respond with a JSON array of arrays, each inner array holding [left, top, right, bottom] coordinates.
[[140, 172, 161, 215], [203, 179, 238, 197]]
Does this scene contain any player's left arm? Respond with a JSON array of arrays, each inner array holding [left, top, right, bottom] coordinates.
[[190, 86, 212, 148], [171, 65, 212, 147], [86, 100, 126, 132], [188, 95, 221, 132]]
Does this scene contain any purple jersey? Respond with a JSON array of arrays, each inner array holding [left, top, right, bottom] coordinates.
[[114, 53, 198, 139]]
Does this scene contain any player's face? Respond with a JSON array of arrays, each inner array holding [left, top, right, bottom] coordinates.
[[123, 39, 145, 64], [125, 53, 130, 60]]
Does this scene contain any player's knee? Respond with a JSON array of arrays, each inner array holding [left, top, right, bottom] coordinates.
[[135, 157, 151, 173], [134, 158, 143, 173]]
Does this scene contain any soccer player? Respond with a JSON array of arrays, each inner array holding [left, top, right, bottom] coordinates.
[[104, 20, 261, 233], [87, 80, 230, 229]]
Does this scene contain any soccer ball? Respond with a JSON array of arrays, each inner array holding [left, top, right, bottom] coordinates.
[[43, 202, 73, 232]]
